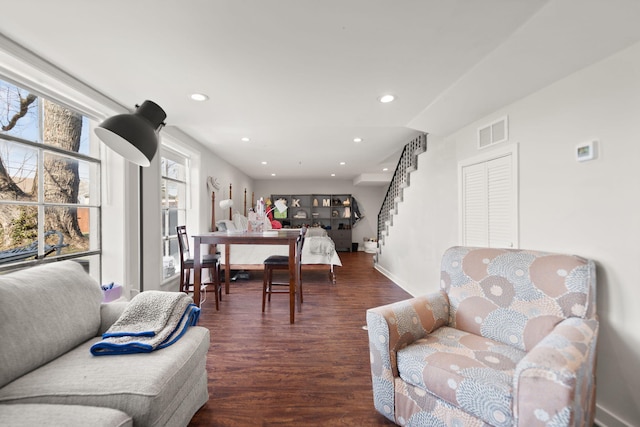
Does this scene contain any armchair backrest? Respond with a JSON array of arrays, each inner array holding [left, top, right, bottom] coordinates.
[[440, 246, 596, 351]]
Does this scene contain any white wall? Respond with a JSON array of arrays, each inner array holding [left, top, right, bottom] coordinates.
[[377, 41, 640, 426], [111, 128, 255, 293], [253, 179, 386, 249]]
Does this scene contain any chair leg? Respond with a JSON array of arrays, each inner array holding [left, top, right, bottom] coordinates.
[[262, 266, 269, 312], [185, 270, 191, 293], [217, 263, 222, 302], [212, 266, 219, 311]]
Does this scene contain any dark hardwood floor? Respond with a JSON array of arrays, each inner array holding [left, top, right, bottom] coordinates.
[[189, 251, 411, 427]]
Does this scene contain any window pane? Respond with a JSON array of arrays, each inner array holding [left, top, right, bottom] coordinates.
[[45, 206, 90, 255], [0, 140, 38, 202], [168, 208, 185, 235], [161, 179, 167, 208], [163, 158, 185, 181], [43, 151, 83, 204], [43, 153, 98, 206], [77, 206, 100, 251], [165, 180, 186, 210], [0, 204, 38, 264], [0, 82, 39, 142], [42, 99, 83, 153], [79, 116, 91, 156], [163, 237, 179, 279]]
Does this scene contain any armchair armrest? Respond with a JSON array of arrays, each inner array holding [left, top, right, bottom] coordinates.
[[514, 317, 599, 427], [98, 301, 128, 336], [366, 292, 449, 422]]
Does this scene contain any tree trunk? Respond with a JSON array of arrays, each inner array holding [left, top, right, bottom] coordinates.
[[42, 100, 85, 246]]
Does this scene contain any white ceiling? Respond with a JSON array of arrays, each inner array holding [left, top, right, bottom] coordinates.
[[1, 0, 640, 184]]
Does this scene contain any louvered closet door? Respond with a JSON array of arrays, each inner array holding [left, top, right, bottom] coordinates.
[[461, 151, 517, 248], [461, 162, 488, 246]]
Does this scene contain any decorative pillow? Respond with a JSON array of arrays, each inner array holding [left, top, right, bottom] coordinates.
[[306, 227, 328, 237]]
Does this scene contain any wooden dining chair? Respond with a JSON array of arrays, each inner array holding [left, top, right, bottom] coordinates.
[[176, 225, 222, 310], [262, 227, 306, 312]]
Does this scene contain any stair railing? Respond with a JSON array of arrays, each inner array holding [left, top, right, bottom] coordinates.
[[377, 133, 427, 244]]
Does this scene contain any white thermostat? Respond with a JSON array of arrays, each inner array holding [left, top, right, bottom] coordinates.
[[576, 140, 597, 162]]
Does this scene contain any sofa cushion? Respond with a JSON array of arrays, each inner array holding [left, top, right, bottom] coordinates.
[[397, 326, 526, 427], [0, 261, 103, 388], [0, 326, 210, 426], [0, 403, 132, 427]]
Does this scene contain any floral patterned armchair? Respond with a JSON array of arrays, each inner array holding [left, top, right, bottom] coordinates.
[[367, 246, 598, 426]]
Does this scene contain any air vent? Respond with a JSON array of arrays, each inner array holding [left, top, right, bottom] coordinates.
[[478, 116, 508, 149]]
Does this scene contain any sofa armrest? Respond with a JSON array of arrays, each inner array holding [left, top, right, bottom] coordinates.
[[98, 302, 128, 336], [514, 317, 599, 427], [366, 292, 449, 422]]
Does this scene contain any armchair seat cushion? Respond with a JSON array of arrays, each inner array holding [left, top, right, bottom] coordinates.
[[397, 326, 526, 426]]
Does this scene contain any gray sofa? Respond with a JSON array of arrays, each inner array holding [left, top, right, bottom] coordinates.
[[0, 261, 210, 426]]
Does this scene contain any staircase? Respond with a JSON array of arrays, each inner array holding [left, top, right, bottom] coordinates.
[[376, 133, 427, 255]]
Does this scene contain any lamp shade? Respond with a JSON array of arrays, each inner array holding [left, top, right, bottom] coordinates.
[[274, 199, 287, 213], [219, 199, 234, 209], [94, 100, 166, 167]]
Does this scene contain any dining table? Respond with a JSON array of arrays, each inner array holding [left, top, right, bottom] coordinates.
[[192, 229, 303, 323]]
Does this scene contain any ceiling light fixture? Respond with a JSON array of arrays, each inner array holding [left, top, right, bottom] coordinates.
[[340, 162, 346, 165], [378, 94, 395, 103], [241, 137, 250, 142], [261, 161, 267, 165], [190, 93, 209, 102], [353, 137, 363, 143], [271, 173, 276, 176], [383, 167, 389, 171], [94, 100, 166, 167], [331, 173, 336, 177]]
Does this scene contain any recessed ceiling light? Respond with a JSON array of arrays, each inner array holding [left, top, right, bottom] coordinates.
[[383, 167, 389, 171], [190, 93, 209, 101], [261, 161, 267, 165], [331, 173, 336, 177], [339, 161, 346, 166], [241, 137, 250, 142], [353, 137, 363, 143], [271, 173, 276, 176], [378, 94, 395, 103]]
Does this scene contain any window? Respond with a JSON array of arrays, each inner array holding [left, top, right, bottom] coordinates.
[[161, 149, 187, 279], [459, 145, 518, 248], [0, 79, 100, 271]]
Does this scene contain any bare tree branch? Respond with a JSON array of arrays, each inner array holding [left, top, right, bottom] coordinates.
[[2, 93, 37, 131]]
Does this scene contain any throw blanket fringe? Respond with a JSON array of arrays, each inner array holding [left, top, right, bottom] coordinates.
[[91, 291, 200, 356]]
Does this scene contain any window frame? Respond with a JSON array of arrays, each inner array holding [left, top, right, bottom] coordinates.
[[160, 146, 189, 280], [0, 78, 102, 274]]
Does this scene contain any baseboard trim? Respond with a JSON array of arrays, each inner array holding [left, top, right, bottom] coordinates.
[[595, 403, 634, 427], [374, 264, 414, 297]]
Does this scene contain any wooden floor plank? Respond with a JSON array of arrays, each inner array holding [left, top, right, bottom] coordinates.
[[189, 251, 410, 426]]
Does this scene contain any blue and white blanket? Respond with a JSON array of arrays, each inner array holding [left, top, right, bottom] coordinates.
[[91, 291, 200, 356]]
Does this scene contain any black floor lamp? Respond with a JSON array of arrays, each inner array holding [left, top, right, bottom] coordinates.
[[94, 100, 167, 292]]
